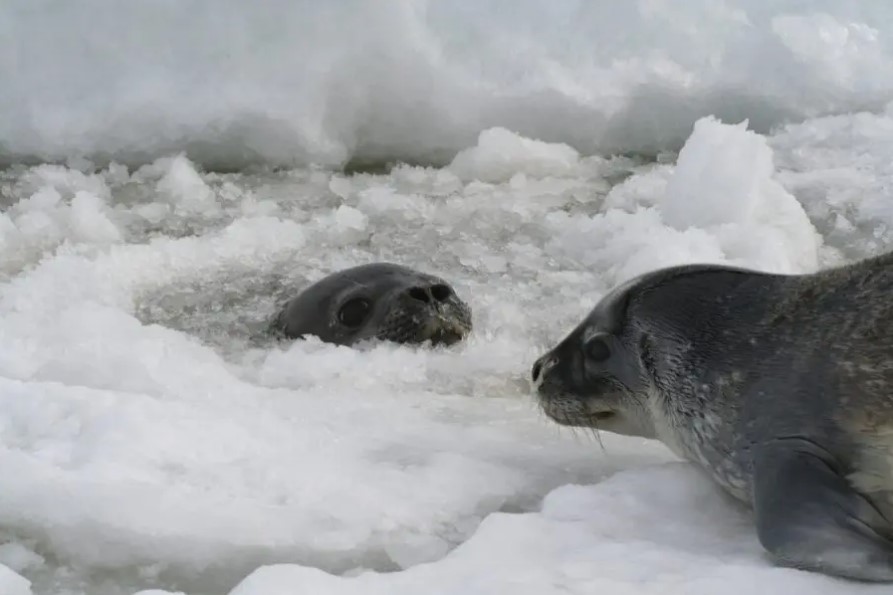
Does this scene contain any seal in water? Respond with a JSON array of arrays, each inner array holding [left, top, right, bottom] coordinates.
[[271, 262, 472, 347], [531, 255, 893, 582]]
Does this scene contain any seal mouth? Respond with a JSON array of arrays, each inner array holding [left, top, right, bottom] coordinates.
[[425, 327, 467, 347], [538, 394, 619, 427], [415, 310, 472, 347], [589, 411, 616, 421]]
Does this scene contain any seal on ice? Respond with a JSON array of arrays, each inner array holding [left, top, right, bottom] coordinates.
[[532, 255, 893, 582]]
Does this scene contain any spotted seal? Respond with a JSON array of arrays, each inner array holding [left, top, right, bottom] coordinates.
[[271, 262, 472, 347], [531, 254, 893, 582]]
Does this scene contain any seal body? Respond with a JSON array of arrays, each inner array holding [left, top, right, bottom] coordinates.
[[272, 262, 472, 347], [532, 253, 893, 582]]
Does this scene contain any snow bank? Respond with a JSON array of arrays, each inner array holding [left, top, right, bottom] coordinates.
[[3, 1, 893, 168], [448, 128, 581, 183], [540, 116, 823, 286], [662, 117, 821, 272]]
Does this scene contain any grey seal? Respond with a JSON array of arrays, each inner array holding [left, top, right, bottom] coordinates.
[[531, 255, 893, 582], [271, 262, 472, 347]]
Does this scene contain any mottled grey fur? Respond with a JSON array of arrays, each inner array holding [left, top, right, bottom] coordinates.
[[272, 262, 472, 347], [532, 253, 893, 582]]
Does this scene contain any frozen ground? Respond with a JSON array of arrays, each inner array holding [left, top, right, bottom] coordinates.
[[1, 113, 893, 594]]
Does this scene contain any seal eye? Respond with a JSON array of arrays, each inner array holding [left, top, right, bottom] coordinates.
[[586, 335, 611, 362], [338, 298, 371, 328]]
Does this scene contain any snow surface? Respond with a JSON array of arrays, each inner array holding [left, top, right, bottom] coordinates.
[[4, 2, 893, 593], [3, 1, 893, 168], [1, 113, 893, 594]]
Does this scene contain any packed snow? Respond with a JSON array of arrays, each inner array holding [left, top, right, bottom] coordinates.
[[4, 2, 893, 594], [3, 1, 893, 168]]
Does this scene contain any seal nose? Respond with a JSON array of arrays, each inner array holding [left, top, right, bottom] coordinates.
[[407, 283, 453, 304], [531, 354, 558, 387]]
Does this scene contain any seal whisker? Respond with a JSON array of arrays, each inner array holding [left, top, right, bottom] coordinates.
[[588, 424, 606, 452]]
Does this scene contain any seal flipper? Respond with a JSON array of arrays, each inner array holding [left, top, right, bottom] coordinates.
[[753, 438, 893, 582]]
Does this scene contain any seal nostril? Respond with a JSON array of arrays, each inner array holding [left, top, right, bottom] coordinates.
[[532, 355, 558, 384], [408, 287, 431, 303], [430, 283, 452, 302], [532, 360, 543, 382]]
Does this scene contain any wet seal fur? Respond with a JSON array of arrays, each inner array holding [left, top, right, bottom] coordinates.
[[532, 253, 893, 582], [271, 262, 472, 347]]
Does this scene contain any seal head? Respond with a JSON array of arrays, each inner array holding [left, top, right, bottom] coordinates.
[[272, 262, 472, 347], [529, 265, 745, 437], [531, 271, 655, 437]]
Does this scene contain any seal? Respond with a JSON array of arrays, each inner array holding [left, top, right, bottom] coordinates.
[[531, 254, 893, 582], [271, 262, 472, 347]]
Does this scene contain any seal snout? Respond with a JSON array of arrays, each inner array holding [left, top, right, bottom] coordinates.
[[378, 279, 472, 347], [531, 340, 626, 428], [532, 352, 604, 427], [405, 282, 470, 344]]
